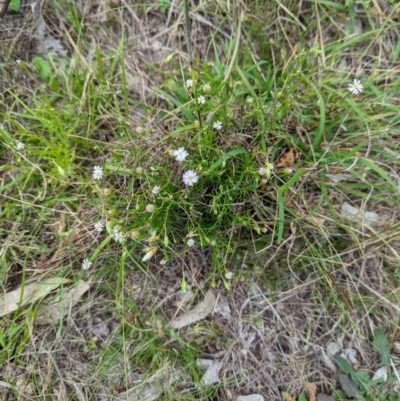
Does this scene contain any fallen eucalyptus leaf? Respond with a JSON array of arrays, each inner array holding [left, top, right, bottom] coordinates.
[[237, 395, 265, 401], [215, 299, 231, 319], [0, 277, 70, 317], [35, 281, 90, 324], [305, 215, 326, 226], [321, 349, 336, 372], [200, 361, 222, 386], [341, 202, 388, 223], [326, 342, 341, 357], [118, 366, 182, 401], [340, 349, 359, 365], [325, 173, 355, 183], [170, 290, 216, 329]]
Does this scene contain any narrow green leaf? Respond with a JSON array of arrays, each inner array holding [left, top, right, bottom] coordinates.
[[277, 190, 285, 243], [279, 169, 305, 192], [208, 148, 247, 172], [357, 158, 399, 193]]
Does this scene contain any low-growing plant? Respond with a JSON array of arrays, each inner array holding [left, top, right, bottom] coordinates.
[[334, 329, 400, 401]]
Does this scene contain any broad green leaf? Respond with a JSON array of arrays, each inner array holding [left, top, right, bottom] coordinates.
[[373, 328, 391, 367]]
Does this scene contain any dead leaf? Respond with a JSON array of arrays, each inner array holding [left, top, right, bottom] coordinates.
[[305, 215, 326, 227], [0, 277, 70, 318], [200, 361, 222, 386], [35, 280, 90, 324], [237, 396, 264, 401], [325, 173, 356, 183], [56, 214, 66, 234], [215, 298, 231, 319], [306, 382, 317, 401], [393, 341, 400, 354], [118, 366, 182, 401], [170, 290, 216, 329], [321, 349, 336, 372], [276, 148, 297, 168], [341, 202, 389, 224]]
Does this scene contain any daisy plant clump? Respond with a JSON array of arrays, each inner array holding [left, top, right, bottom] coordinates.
[[91, 56, 372, 287], [89, 62, 288, 280]]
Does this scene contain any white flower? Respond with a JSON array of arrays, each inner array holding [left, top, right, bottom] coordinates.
[[82, 258, 92, 270], [197, 95, 206, 105], [204, 84, 211, 92], [146, 204, 155, 213], [187, 239, 195, 247], [136, 166, 143, 174], [173, 147, 189, 162], [259, 167, 267, 176], [142, 246, 157, 262], [112, 227, 125, 243], [15, 141, 25, 151], [92, 166, 104, 181], [160, 258, 167, 265], [94, 221, 104, 233], [152, 185, 160, 194], [348, 79, 364, 95], [186, 79, 193, 88], [182, 170, 199, 186], [147, 230, 159, 242], [213, 121, 223, 131], [225, 271, 233, 280]]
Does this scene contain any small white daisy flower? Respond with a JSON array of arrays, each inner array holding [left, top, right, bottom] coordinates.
[[94, 221, 104, 233], [173, 147, 189, 162], [348, 79, 364, 95], [93, 166, 104, 181], [182, 170, 199, 186], [225, 271, 233, 280], [187, 239, 195, 247], [82, 258, 92, 270], [112, 227, 125, 243], [146, 204, 155, 213], [213, 121, 223, 131], [186, 79, 193, 89], [197, 95, 206, 105], [152, 185, 160, 194], [15, 141, 25, 151], [142, 246, 157, 262]]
